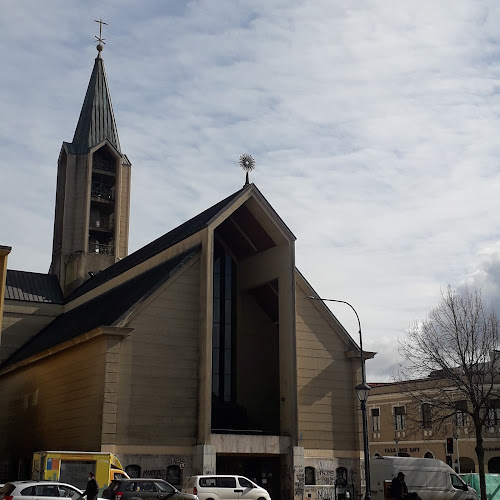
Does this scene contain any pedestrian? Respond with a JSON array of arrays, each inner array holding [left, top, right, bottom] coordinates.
[[391, 471, 408, 500], [82, 472, 99, 500]]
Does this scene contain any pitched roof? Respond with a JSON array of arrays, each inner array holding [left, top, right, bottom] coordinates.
[[5, 270, 64, 304], [67, 186, 247, 301], [1, 248, 199, 369], [65, 55, 121, 155]]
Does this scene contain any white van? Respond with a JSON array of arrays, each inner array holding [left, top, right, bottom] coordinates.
[[182, 475, 271, 500], [370, 456, 478, 500]]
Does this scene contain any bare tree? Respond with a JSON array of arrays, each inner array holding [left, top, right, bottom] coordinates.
[[397, 285, 500, 500]]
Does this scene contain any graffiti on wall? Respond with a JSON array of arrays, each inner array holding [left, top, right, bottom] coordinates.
[[317, 487, 335, 500], [124, 458, 186, 487], [315, 460, 335, 485], [294, 465, 304, 497]]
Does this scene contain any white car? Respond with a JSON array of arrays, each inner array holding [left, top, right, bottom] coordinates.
[[0, 481, 83, 500], [182, 476, 271, 500]]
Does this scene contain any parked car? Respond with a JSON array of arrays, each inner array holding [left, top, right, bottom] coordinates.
[[102, 479, 197, 500], [182, 475, 271, 500], [0, 481, 83, 500]]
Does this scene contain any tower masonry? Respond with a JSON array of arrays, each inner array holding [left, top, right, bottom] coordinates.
[[49, 44, 131, 296]]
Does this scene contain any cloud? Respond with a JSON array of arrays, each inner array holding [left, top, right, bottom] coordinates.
[[2, 1, 500, 381], [462, 242, 500, 312]]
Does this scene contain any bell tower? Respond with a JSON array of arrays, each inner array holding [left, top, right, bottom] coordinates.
[[50, 29, 131, 296]]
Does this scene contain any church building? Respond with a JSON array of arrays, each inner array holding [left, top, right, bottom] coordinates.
[[0, 39, 374, 500]]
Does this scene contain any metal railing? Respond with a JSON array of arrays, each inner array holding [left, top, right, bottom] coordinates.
[[91, 184, 115, 201], [90, 217, 114, 230], [92, 243, 114, 255]]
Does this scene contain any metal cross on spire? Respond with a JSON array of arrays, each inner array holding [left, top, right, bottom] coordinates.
[[94, 18, 108, 55]]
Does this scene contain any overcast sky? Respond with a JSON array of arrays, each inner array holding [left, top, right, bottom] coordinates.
[[2, 1, 500, 382]]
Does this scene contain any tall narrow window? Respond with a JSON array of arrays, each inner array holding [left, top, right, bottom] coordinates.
[[421, 403, 432, 429], [394, 406, 406, 431], [455, 400, 468, 427], [212, 243, 236, 403], [371, 408, 380, 432], [336, 467, 347, 486], [487, 400, 500, 427], [305, 467, 315, 486]]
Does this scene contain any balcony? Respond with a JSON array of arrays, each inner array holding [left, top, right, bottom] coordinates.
[[91, 184, 115, 202], [91, 243, 114, 255], [90, 217, 114, 231]]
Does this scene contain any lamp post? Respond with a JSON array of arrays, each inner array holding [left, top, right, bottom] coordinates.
[[308, 296, 371, 500]]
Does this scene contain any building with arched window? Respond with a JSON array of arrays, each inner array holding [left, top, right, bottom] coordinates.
[[367, 379, 500, 475]]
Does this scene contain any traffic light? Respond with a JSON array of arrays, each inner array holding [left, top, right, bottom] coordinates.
[[446, 455, 453, 467], [446, 437, 454, 454]]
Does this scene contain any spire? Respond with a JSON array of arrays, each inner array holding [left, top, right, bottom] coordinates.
[[68, 45, 121, 155]]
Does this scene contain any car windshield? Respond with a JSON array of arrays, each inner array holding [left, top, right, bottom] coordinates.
[[451, 475, 466, 488]]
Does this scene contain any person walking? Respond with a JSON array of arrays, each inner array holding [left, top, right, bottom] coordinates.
[[82, 472, 99, 500], [391, 471, 408, 500]]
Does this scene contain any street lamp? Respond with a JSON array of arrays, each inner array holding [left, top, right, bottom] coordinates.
[[308, 296, 372, 500]]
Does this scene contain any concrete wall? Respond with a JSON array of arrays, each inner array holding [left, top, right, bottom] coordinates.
[[0, 336, 108, 460], [238, 243, 298, 441], [0, 247, 11, 337], [295, 282, 358, 453], [113, 258, 201, 450], [118, 163, 131, 260], [295, 279, 362, 498], [237, 293, 280, 432]]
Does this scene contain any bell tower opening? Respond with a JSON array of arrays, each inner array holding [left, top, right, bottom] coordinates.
[[89, 147, 117, 256]]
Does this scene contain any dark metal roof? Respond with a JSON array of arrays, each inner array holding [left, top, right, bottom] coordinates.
[[5, 270, 64, 304], [1, 248, 199, 369], [66, 55, 121, 155], [66, 186, 247, 301]]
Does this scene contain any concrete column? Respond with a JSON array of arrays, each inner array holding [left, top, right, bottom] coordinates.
[[191, 444, 216, 476], [0, 246, 12, 336], [281, 445, 304, 500]]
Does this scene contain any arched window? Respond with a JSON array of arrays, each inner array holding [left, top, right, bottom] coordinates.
[[336, 467, 347, 486], [305, 467, 315, 485], [125, 464, 141, 478], [424, 452, 434, 459], [488, 457, 500, 473], [459, 457, 475, 473], [166, 465, 182, 487]]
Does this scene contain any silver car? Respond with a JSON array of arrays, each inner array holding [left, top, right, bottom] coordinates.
[[0, 481, 83, 500]]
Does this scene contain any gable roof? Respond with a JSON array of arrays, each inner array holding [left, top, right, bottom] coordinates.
[[1, 248, 199, 370], [67, 186, 247, 301], [64, 55, 121, 155], [5, 270, 64, 304]]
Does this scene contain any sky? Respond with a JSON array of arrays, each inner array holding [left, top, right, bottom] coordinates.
[[2, 1, 500, 382]]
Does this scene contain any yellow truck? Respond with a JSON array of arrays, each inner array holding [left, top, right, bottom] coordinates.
[[32, 451, 129, 492]]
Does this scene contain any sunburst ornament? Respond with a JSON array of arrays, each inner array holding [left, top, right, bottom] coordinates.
[[239, 154, 255, 185]]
